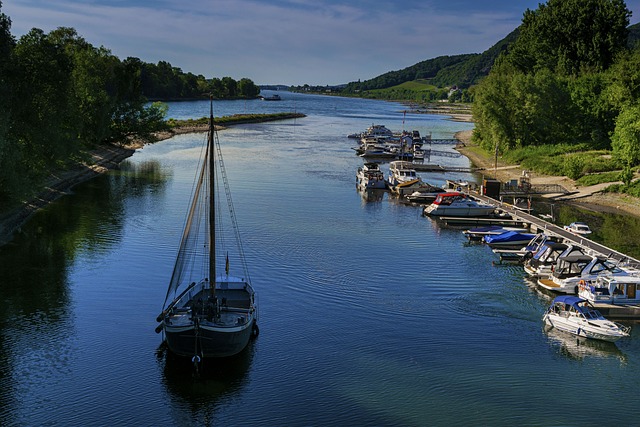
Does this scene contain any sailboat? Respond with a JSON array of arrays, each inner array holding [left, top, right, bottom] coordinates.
[[156, 97, 258, 359]]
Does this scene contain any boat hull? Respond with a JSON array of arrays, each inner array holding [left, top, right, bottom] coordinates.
[[543, 313, 626, 342], [424, 206, 496, 217], [164, 317, 254, 358]]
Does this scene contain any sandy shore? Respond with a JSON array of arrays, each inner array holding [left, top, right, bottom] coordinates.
[[453, 129, 640, 217]]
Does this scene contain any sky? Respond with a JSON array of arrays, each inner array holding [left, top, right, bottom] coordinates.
[[4, 0, 640, 86]]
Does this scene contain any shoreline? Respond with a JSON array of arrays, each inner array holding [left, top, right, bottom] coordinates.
[[0, 112, 306, 246], [453, 129, 640, 217], [0, 125, 216, 247], [2, 115, 638, 246]]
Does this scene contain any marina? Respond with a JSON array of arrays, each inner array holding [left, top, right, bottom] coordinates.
[[2, 93, 640, 426]]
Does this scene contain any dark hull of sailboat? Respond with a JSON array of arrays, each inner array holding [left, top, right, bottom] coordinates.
[[164, 318, 254, 358]]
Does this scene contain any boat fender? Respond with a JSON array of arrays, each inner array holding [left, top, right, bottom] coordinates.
[[251, 321, 260, 339]]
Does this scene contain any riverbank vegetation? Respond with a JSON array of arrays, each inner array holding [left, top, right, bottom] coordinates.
[[472, 0, 640, 195], [0, 2, 260, 206]]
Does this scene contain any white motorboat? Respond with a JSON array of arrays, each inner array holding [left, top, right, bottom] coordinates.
[[523, 241, 569, 277], [387, 160, 420, 187], [578, 275, 640, 305], [405, 186, 447, 204], [356, 162, 387, 189], [463, 225, 530, 241], [423, 192, 496, 217], [543, 296, 630, 342], [537, 254, 630, 294], [564, 222, 592, 235]]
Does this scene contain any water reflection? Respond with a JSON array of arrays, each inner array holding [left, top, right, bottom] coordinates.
[[533, 200, 640, 259], [158, 343, 254, 426], [357, 188, 385, 203], [543, 325, 627, 363]]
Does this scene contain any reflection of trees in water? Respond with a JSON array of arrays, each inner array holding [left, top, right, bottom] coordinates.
[[0, 159, 172, 420], [158, 342, 254, 426], [542, 202, 640, 259], [543, 325, 627, 363]]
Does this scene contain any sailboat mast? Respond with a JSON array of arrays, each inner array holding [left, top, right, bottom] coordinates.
[[209, 96, 216, 293]]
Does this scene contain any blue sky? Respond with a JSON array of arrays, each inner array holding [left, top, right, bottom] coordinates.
[[4, 0, 640, 85]]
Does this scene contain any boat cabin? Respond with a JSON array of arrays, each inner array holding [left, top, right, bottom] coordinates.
[[579, 276, 640, 304]]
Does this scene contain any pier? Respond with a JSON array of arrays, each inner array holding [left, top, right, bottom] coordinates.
[[432, 189, 640, 319], [471, 191, 640, 269]]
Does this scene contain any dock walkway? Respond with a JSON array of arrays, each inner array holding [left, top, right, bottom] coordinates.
[[471, 192, 640, 270]]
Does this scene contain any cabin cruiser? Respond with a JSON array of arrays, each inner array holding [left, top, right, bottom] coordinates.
[[543, 296, 630, 342], [578, 275, 640, 305], [537, 254, 630, 294], [387, 161, 420, 187], [564, 222, 592, 235], [423, 192, 496, 217], [356, 162, 387, 190]]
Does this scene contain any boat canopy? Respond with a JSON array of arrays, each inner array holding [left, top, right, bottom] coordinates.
[[552, 295, 586, 307], [558, 254, 593, 263]]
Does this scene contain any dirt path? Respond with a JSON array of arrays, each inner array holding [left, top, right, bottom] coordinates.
[[454, 129, 640, 216]]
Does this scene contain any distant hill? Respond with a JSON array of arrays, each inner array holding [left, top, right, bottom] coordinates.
[[343, 28, 519, 93], [628, 22, 640, 47], [344, 21, 640, 93]]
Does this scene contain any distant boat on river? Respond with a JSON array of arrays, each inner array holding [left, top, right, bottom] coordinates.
[[156, 97, 259, 360]]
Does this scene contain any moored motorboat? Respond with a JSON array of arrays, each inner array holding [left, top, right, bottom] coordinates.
[[564, 222, 592, 235], [423, 192, 496, 217], [356, 162, 387, 189], [523, 241, 569, 277], [543, 296, 630, 342], [463, 225, 529, 241], [387, 160, 420, 188], [537, 254, 630, 294], [578, 275, 640, 305], [483, 230, 536, 248]]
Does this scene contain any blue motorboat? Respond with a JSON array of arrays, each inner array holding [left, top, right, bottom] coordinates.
[[483, 230, 536, 248]]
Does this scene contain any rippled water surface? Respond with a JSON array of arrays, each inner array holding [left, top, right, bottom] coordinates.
[[1, 92, 639, 426]]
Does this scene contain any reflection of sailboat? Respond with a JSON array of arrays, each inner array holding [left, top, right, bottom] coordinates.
[[543, 325, 627, 363], [156, 97, 258, 359], [159, 343, 253, 406]]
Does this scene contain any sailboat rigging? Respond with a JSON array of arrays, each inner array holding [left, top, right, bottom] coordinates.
[[156, 96, 258, 359]]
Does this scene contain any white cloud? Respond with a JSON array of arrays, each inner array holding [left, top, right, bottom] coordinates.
[[5, 0, 638, 85]]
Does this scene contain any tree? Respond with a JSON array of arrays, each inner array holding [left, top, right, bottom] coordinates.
[[238, 78, 259, 98], [0, 0, 16, 201], [509, 0, 631, 76], [611, 103, 640, 184]]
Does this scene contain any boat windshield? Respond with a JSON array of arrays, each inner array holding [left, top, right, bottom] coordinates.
[[578, 305, 601, 320]]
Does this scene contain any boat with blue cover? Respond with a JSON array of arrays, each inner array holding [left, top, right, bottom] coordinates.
[[483, 230, 536, 248]]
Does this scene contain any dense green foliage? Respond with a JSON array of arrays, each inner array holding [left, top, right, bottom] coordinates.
[[473, 0, 640, 187], [139, 61, 259, 100], [0, 4, 260, 205]]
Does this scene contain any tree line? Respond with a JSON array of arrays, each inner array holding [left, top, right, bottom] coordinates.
[[472, 0, 640, 184], [0, 2, 259, 205]]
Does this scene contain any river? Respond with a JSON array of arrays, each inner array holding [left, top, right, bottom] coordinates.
[[0, 91, 638, 426]]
